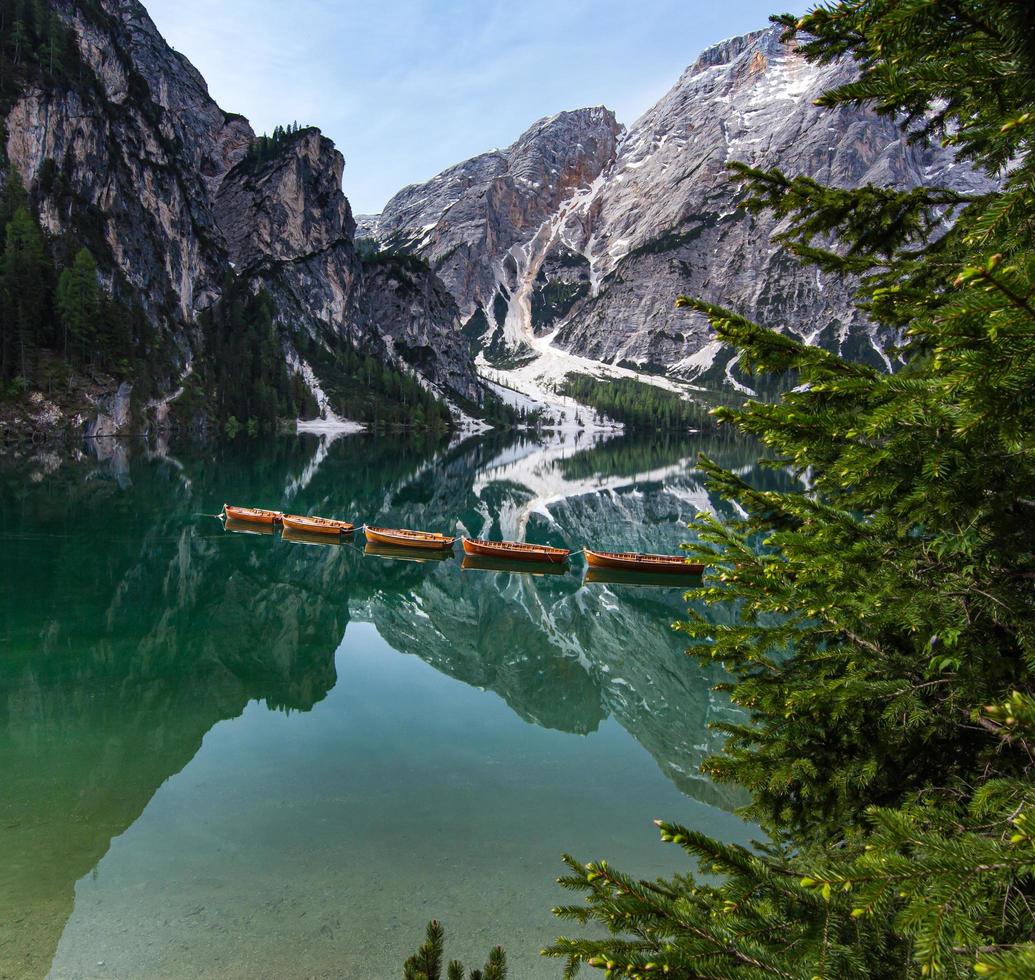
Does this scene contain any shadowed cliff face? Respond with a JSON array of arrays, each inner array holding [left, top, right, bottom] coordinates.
[[1, 0, 480, 431], [0, 430, 763, 977]]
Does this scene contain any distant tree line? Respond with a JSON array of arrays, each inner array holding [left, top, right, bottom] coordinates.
[[178, 274, 319, 434], [559, 373, 712, 429], [300, 332, 454, 430]]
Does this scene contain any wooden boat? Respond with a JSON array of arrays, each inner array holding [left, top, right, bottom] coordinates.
[[224, 516, 275, 536], [461, 555, 567, 577], [584, 548, 704, 575], [365, 541, 452, 563], [282, 525, 343, 547], [281, 514, 355, 537], [223, 504, 283, 526], [462, 537, 570, 564], [364, 525, 455, 551], [584, 566, 702, 588]]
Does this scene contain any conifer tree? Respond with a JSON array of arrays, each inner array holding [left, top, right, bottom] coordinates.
[[1, 205, 49, 380], [404, 920, 507, 980], [0, 167, 28, 229], [542, 2, 1035, 977], [55, 246, 100, 365]]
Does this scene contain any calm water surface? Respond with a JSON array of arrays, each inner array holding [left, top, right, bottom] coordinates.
[[0, 430, 794, 979]]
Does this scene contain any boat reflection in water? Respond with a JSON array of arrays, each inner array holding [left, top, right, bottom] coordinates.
[[281, 525, 346, 547], [223, 516, 276, 536], [365, 540, 454, 563], [583, 566, 703, 588], [460, 554, 568, 577]]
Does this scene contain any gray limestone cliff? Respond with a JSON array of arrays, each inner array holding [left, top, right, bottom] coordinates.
[[363, 27, 991, 387], [365, 107, 623, 323]]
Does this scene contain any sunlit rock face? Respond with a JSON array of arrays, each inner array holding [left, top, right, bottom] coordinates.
[[364, 28, 990, 384], [364, 108, 624, 320]]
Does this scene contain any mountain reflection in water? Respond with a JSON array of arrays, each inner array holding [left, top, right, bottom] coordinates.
[[0, 429, 796, 979]]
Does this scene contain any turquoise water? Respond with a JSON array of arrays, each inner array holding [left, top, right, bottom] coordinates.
[[0, 430, 786, 979]]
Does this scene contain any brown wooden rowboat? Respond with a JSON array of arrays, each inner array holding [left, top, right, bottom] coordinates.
[[282, 514, 355, 536], [364, 525, 455, 551], [584, 548, 704, 575], [223, 504, 283, 526], [462, 537, 570, 564]]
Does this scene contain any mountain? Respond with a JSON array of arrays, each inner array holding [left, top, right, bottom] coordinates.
[[362, 27, 991, 399], [2, 7, 993, 442], [359, 108, 623, 325], [0, 0, 482, 438]]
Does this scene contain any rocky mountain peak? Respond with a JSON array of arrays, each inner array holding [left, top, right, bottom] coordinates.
[[2, 0, 482, 435], [368, 105, 623, 320], [366, 23, 991, 400], [215, 127, 356, 272]]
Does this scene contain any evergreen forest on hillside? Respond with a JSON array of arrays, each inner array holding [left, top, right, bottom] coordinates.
[[559, 373, 716, 430], [0, 169, 154, 392]]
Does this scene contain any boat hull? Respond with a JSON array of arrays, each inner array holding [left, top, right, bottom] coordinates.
[[223, 504, 282, 526], [364, 526, 455, 550], [282, 515, 354, 536], [585, 548, 703, 575], [462, 538, 569, 564]]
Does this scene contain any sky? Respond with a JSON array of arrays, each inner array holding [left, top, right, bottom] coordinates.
[[145, 0, 806, 215]]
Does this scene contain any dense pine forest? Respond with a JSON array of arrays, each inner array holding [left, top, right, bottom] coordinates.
[[559, 373, 714, 430]]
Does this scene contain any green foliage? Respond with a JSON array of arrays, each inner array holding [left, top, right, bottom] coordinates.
[[55, 247, 100, 364], [0, 0, 84, 120], [559, 373, 712, 430], [299, 331, 453, 430], [544, 2, 1035, 977], [0, 185, 139, 386], [404, 921, 506, 980], [0, 205, 50, 379], [244, 121, 309, 168], [194, 275, 311, 431], [357, 239, 435, 279], [530, 275, 588, 329], [0, 166, 28, 224]]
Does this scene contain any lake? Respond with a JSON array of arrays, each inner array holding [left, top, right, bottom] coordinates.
[[0, 429, 790, 979]]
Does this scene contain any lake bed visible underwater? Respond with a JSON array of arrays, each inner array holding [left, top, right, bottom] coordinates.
[[0, 430, 790, 979]]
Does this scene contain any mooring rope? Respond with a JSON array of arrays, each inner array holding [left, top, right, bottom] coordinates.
[[210, 512, 586, 559]]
